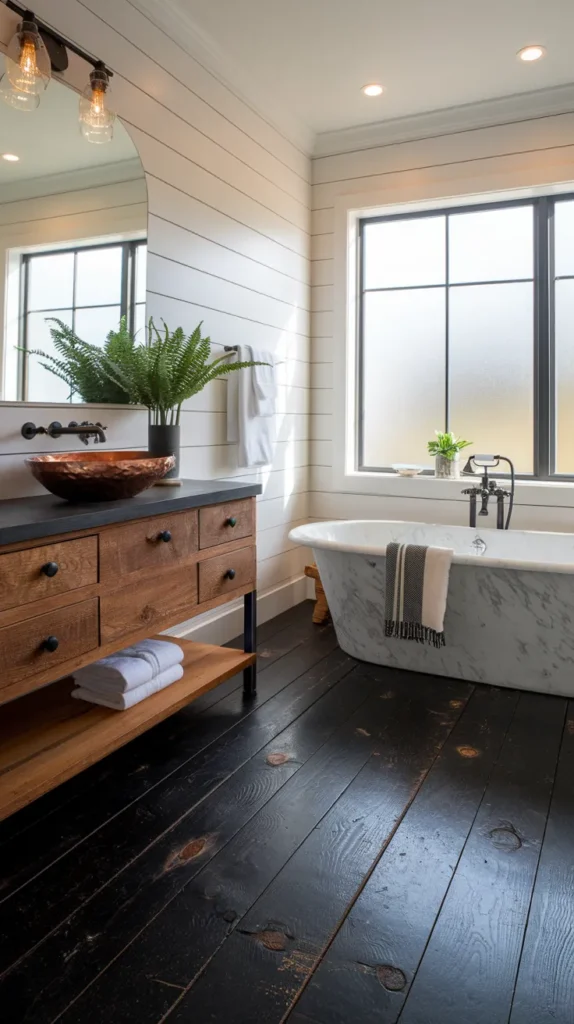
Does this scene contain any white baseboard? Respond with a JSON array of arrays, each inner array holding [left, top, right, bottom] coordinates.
[[166, 575, 310, 647]]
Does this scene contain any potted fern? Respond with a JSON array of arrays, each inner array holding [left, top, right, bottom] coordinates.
[[96, 319, 264, 483], [427, 431, 472, 479]]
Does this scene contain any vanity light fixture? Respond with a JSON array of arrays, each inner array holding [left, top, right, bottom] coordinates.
[[517, 44, 546, 62], [79, 62, 115, 144], [0, 10, 51, 111], [362, 83, 384, 97], [1, 1, 115, 143], [1, 153, 20, 161]]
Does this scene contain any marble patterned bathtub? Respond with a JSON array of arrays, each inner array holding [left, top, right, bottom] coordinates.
[[289, 520, 574, 697]]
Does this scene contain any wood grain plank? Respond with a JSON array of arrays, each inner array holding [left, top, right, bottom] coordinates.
[[151, 674, 473, 1024], [291, 685, 519, 1024], [509, 702, 574, 1023], [99, 567, 198, 645], [198, 546, 256, 603], [0, 598, 99, 691], [199, 498, 254, 550], [0, 537, 97, 613], [99, 510, 198, 581], [0, 651, 359, 1023], [397, 691, 565, 1024]]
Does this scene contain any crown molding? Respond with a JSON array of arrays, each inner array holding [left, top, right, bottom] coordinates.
[[127, 0, 315, 157], [314, 83, 574, 159], [0, 158, 144, 204]]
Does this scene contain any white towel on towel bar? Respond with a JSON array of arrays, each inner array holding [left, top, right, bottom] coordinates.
[[73, 639, 184, 694], [72, 663, 184, 710], [226, 344, 276, 467]]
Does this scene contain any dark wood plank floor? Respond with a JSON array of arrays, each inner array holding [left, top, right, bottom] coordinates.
[[1, 601, 572, 1024]]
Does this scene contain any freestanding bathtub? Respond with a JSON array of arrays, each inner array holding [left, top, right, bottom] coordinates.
[[289, 520, 574, 697]]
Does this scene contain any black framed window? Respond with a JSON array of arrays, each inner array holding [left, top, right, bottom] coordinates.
[[357, 195, 574, 479], [19, 239, 147, 402]]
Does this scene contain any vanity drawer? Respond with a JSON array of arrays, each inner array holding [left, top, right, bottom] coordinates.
[[199, 499, 254, 550], [100, 565, 198, 644], [0, 598, 99, 689], [0, 537, 98, 614], [199, 546, 256, 603], [99, 510, 198, 581]]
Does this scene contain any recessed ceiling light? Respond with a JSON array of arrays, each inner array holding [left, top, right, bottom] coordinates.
[[362, 83, 384, 97], [1, 153, 19, 162], [518, 45, 546, 62]]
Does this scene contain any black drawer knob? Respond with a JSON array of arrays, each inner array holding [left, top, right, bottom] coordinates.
[[225, 568, 236, 580], [42, 636, 59, 653], [226, 517, 237, 528], [41, 562, 59, 578], [158, 530, 172, 543]]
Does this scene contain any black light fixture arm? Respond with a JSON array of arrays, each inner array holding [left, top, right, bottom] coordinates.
[[4, 0, 113, 76]]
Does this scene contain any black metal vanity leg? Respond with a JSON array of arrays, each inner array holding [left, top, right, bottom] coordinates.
[[243, 589, 257, 697]]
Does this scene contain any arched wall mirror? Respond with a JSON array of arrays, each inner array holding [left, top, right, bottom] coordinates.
[[0, 52, 148, 404]]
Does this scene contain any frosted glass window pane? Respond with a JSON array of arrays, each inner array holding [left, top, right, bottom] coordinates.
[[362, 290, 445, 467], [75, 306, 122, 347], [135, 245, 147, 304], [25, 312, 75, 403], [555, 280, 574, 473], [554, 201, 574, 277], [449, 206, 533, 283], [134, 303, 146, 339], [75, 247, 122, 307], [363, 216, 446, 289], [449, 283, 534, 474], [27, 253, 74, 311]]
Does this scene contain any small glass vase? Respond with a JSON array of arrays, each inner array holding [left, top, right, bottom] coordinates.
[[435, 453, 460, 479]]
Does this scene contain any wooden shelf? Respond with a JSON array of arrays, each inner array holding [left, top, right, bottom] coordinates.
[[0, 638, 255, 821]]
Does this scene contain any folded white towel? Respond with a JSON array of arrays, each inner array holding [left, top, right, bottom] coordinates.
[[72, 663, 184, 710], [73, 639, 184, 694]]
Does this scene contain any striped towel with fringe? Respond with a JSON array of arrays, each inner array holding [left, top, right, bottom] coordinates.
[[385, 542, 453, 648]]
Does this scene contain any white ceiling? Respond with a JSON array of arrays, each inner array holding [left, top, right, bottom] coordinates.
[[0, 56, 140, 184], [164, 0, 574, 137]]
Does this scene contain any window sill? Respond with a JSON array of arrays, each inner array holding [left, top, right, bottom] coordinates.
[[336, 470, 574, 509]]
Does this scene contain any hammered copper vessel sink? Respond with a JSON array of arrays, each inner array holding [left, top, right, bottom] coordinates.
[[26, 451, 176, 503]]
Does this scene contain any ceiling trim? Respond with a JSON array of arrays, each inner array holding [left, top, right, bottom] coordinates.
[[313, 82, 574, 158], [127, 0, 315, 156]]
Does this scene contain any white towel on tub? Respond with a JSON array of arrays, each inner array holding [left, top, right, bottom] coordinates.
[[72, 663, 184, 710]]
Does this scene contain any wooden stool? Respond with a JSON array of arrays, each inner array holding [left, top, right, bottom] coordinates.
[[304, 563, 330, 624]]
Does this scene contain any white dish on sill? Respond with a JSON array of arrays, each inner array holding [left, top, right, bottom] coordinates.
[[391, 464, 424, 477]]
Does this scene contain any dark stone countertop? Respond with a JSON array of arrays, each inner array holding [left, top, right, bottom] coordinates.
[[0, 479, 262, 547]]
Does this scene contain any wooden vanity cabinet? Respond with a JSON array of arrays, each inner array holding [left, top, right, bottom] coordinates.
[[0, 492, 258, 820]]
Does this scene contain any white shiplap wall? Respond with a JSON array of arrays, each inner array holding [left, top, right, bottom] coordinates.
[[310, 111, 574, 533], [0, 0, 312, 640]]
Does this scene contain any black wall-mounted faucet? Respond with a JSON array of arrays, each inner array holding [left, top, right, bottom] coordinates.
[[21, 421, 107, 445]]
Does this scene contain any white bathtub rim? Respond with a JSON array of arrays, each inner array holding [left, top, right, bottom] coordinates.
[[289, 520, 574, 575]]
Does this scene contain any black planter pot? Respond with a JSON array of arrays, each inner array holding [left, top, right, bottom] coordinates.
[[148, 423, 181, 485]]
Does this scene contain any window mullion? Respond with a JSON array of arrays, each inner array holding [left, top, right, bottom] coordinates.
[[534, 197, 552, 478]]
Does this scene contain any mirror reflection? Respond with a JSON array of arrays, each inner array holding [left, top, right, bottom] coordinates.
[[0, 57, 147, 403]]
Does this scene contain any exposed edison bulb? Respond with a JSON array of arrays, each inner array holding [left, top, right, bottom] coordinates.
[[0, 15, 50, 111], [79, 64, 115, 144]]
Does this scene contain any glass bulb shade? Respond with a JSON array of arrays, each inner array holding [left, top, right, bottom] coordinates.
[[0, 71, 40, 111], [79, 70, 115, 144], [6, 19, 51, 97]]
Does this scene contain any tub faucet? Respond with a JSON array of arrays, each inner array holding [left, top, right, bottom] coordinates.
[[462, 454, 515, 530]]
